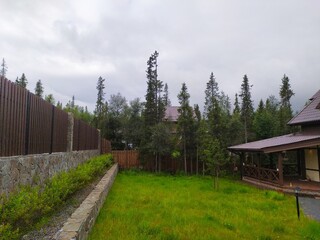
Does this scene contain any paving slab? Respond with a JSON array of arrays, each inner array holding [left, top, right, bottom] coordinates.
[[300, 197, 320, 222]]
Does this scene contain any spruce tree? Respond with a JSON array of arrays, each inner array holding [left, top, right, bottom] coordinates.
[[35, 79, 44, 98], [93, 76, 107, 135], [144, 51, 164, 127], [177, 83, 195, 173], [239, 74, 254, 143], [45, 94, 55, 105], [163, 83, 171, 107], [16, 73, 28, 88], [204, 72, 219, 116], [1, 58, 8, 77], [233, 93, 240, 115], [279, 74, 294, 134]]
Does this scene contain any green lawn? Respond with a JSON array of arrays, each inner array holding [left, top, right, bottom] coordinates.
[[89, 171, 320, 240]]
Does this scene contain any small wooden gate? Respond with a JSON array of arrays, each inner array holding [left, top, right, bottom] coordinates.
[[112, 150, 140, 169]]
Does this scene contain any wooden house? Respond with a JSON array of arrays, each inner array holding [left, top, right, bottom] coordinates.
[[228, 90, 320, 194]]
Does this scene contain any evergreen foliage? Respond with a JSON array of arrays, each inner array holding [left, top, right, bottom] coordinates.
[[93, 76, 108, 136], [163, 83, 171, 106], [16, 73, 28, 88], [177, 83, 195, 173], [34, 79, 44, 98], [45, 94, 55, 105], [144, 51, 165, 127], [279, 74, 294, 134], [0, 58, 8, 77], [239, 74, 254, 143]]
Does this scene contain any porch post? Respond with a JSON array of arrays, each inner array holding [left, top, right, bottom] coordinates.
[[257, 153, 261, 181], [278, 153, 284, 186], [240, 152, 244, 180]]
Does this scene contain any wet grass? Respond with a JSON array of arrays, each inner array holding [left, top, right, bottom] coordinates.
[[89, 171, 320, 240]]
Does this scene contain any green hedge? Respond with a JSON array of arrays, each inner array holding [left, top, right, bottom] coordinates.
[[0, 154, 113, 240]]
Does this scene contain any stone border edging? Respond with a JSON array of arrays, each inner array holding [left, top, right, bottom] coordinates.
[[55, 163, 118, 240]]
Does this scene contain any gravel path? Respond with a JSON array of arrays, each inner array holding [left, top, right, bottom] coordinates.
[[300, 196, 320, 222], [22, 177, 102, 240]]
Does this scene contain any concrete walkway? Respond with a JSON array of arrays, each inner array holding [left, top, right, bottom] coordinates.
[[300, 197, 320, 221]]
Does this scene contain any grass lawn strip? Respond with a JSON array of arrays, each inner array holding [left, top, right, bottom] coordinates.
[[89, 171, 320, 240]]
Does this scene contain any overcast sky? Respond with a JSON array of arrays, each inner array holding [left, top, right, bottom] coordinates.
[[1, 0, 319, 113]]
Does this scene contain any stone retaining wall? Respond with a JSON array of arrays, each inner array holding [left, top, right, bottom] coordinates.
[[56, 163, 118, 240], [0, 150, 100, 195]]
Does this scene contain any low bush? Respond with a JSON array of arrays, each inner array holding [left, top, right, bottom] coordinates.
[[0, 154, 113, 240]]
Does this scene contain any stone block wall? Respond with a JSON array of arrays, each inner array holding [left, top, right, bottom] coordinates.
[[0, 150, 99, 195], [56, 163, 118, 240]]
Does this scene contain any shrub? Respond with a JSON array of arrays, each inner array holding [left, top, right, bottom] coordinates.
[[0, 154, 113, 240]]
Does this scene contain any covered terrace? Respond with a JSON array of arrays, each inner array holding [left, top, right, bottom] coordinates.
[[228, 132, 320, 196]]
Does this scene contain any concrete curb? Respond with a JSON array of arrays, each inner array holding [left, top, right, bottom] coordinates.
[[55, 163, 118, 240]]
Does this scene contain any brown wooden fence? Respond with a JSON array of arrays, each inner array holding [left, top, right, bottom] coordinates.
[[73, 118, 99, 151], [0, 76, 100, 157], [101, 138, 112, 154], [112, 150, 140, 169]]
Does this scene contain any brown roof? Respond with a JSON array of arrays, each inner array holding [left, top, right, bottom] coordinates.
[[164, 106, 179, 122], [288, 89, 320, 125], [228, 132, 320, 153]]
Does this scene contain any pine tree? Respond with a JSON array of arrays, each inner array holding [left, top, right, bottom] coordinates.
[[233, 93, 240, 114], [163, 83, 171, 106], [194, 104, 202, 175], [93, 76, 106, 132], [71, 95, 75, 109], [239, 74, 254, 143], [16, 73, 28, 88], [204, 73, 227, 145], [34, 79, 44, 98], [142, 51, 167, 168], [1, 58, 8, 77], [279, 74, 294, 134], [177, 83, 195, 173], [45, 94, 55, 105], [144, 51, 164, 127], [204, 72, 219, 116]]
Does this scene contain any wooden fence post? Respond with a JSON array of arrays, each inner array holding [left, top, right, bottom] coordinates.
[[67, 113, 74, 152]]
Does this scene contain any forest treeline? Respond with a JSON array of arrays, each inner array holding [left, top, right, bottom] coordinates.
[[1, 53, 295, 179]]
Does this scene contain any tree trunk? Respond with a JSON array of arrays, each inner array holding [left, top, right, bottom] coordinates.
[[244, 117, 248, 143], [190, 155, 193, 175], [202, 161, 205, 176], [155, 153, 158, 173], [159, 155, 161, 172], [184, 139, 187, 174], [216, 167, 220, 190], [196, 147, 199, 175]]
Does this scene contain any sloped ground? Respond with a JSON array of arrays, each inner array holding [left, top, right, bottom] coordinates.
[[22, 178, 101, 240]]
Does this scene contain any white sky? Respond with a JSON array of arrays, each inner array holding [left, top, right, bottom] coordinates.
[[1, 0, 319, 112]]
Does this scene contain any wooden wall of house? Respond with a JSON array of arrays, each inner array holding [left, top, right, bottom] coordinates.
[[304, 148, 320, 182]]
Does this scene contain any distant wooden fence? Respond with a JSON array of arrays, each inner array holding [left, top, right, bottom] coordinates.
[[101, 139, 112, 154], [0, 76, 101, 157], [112, 150, 140, 169], [111, 150, 206, 174]]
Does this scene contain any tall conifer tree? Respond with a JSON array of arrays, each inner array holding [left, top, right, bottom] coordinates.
[[177, 83, 194, 173], [16, 73, 28, 88], [35, 79, 44, 98], [279, 74, 294, 134], [1, 58, 8, 77], [239, 74, 254, 143], [93, 76, 107, 136]]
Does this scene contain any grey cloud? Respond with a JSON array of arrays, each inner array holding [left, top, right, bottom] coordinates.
[[0, 0, 319, 113]]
